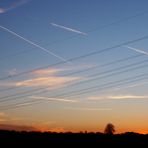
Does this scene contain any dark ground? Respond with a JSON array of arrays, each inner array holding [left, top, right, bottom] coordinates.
[[0, 130, 148, 147]]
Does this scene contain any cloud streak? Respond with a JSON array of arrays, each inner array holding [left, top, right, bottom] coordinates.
[[0, 68, 82, 90], [50, 23, 87, 36], [15, 76, 80, 88], [32, 68, 62, 76], [88, 94, 148, 100], [0, 112, 7, 122], [124, 46, 148, 56], [0, 25, 70, 63], [30, 96, 78, 103], [0, 124, 37, 131], [0, 0, 31, 14], [65, 107, 112, 111]]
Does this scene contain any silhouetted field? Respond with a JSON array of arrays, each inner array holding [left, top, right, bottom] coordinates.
[[0, 130, 148, 147]]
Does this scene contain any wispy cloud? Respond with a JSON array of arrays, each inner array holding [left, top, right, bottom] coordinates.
[[30, 96, 78, 103], [124, 46, 148, 56], [0, 8, 6, 14], [0, 68, 82, 89], [0, 25, 71, 64], [8, 68, 18, 76], [0, 112, 7, 122], [88, 94, 148, 101], [125, 81, 148, 88], [0, 124, 37, 131], [15, 76, 80, 88], [48, 127, 66, 132], [0, 112, 6, 117], [32, 68, 62, 76], [108, 95, 148, 99], [109, 81, 148, 92], [0, 0, 31, 14], [50, 23, 87, 36], [65, 107, 112, 111], [19, 68, 82, 87]]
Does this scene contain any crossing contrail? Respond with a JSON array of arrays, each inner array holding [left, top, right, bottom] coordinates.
[[124, 46, 148, 56], [0, 25, 71, 63], [50, 23, 87, 36]]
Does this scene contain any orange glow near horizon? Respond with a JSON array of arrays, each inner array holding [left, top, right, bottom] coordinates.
[[0, 122, 148, 134]]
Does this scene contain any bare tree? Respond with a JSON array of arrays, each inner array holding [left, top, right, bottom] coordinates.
[[104, 123, 115, 135]]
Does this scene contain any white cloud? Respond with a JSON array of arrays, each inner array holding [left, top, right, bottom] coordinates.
[[0, 67, 82, 90], [30, 96, 78, 103], [15, 76, 80, 88], [88, 94, 148, 100]]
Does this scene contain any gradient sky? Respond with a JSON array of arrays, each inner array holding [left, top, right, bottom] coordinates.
[[0, 0, 148, 133]]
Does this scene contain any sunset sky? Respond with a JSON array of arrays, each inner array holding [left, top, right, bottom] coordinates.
[[0, 0, 148, 133]]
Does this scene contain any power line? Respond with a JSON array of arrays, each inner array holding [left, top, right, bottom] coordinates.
[[45, 66, 148, 98], [0, 54, 142, 92], [0, 99, 42, 111], [1, 72, 148, 111], [46, 10, 148, 46], [0, 62, 148, 104], [65, 74, 148, 99], [0, 25, 71, 64], [1, 10, 147, 63], [0, 35, 148, 81], [1, 57, 147, 100]]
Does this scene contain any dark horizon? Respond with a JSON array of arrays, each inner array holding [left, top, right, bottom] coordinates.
[[1, 129, 148, 146]]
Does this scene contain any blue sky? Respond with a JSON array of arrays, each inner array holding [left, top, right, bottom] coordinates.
[[0, 0, 148, 133]]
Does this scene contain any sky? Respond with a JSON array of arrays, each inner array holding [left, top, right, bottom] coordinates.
[[0, 0, 148, 133]]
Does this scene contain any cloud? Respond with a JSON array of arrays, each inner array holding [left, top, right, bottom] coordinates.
[[32, 68, 62, 76], [0, 67, 82, 90], [124, 46, 148, 56], [0, 112, 5, 117], [108, 95, 148, 99], [0, 0, 31, 14], [0, 8, 6, 14], [15, 76, 80, 88], [0, 112, 7, 122], [88, 94, 148, 101], [65, 107, 112, 111], [0, 112, 32, 125], [125, 81, 148, 88], [10, 101, 40, 109], [0, 25, 71, 64], [30, 96, 78, 103], [0, 124, 37, 131], [7, 68, 18, 76], [50, 23, 87, 36], [0, 119, 6, 122], [48, 127, 66, 132]]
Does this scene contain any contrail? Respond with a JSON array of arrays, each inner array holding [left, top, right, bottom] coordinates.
[[50, 23, 87, 36], [0, 25, 71, 63], [124, 46, 148, 56]]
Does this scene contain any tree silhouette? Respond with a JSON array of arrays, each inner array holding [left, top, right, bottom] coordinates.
[[104, 123, 115, 135]]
